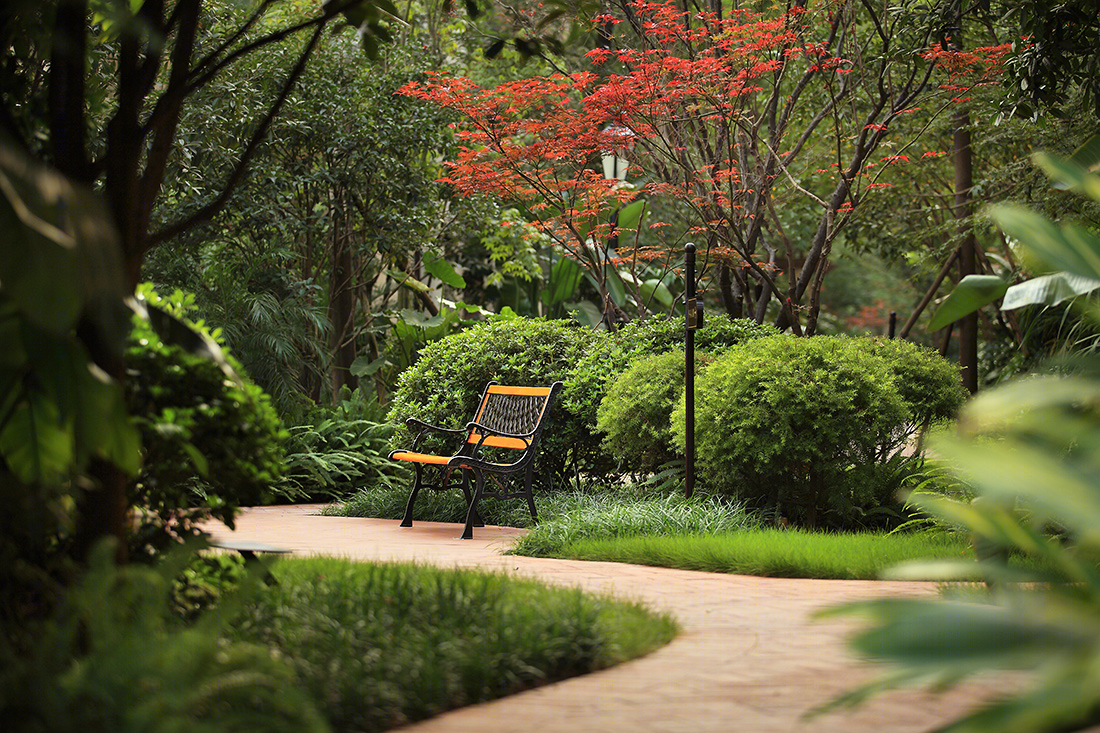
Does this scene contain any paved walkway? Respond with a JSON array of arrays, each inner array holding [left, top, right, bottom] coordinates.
[[204, 505, 1016, 733]]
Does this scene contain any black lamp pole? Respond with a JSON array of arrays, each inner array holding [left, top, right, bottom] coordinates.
[[684, 243, 697, 499]]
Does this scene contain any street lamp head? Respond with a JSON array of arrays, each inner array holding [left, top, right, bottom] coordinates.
[[601, 124, 633, 182]]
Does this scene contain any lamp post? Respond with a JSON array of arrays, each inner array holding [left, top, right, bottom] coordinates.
[[600, 125, 631, 250], [684, 243, 699, 499]]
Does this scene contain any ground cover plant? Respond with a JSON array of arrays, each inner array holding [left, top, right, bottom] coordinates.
[[277, 388, 410, 502], [550, 530, 982, 580], [229, 556, 678, 733], [506, 489, 763, 557]]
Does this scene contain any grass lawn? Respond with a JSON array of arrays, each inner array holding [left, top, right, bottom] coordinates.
[[541, 529, 979, 580], [333, 483, 1020, 581], [229, 556, 678, 733]]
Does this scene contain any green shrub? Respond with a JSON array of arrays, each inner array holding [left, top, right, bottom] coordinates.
[[565, 314, 777, 446], [125, 285, 287, 558], [387, 314, 777, 485], [1, 541, 327, 733], [673, 335, 912, 528], [387, 317, 608, 482], [596, 351, 714, 472], [613, 314, 779, 354], [277, 388, 409, 502], [847, 337, 968, 450]]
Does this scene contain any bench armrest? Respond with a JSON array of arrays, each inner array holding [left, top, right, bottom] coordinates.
[[404, 418, 465, 451], [405, 417, 464, 434]]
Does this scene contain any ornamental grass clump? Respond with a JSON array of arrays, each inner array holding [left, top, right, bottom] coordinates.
[[231, 557, 677, 733]]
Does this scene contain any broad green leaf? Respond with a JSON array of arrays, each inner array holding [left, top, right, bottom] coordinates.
[[603, 264, 628, 306], [1036, 149, 1100, 198], [0, 392, 73, 484], [422, 251, 467, 289], [883, 559, 1056, 585], [640, 278, 674, 308], [990, 203, 1100, 279], [180, 441, 210, 477], [836, 598, 1089, 669], [932, 438, 1100, 549], [350, 354, 388, 377], [1069, 133, 1100, 172], [1001, 272, 1100, 310], [566, 300, 602, 327], [0, 138, 126, 334], [957, 375, 1100, 431], [399, 309, 445, 329], [541, 255, 583, 307], [71, 361, 141, 476], [388, 269, 431, 294], [927, 275, 1008, 331], [616, 199, 647, 234]]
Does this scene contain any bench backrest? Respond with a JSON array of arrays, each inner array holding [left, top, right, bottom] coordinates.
[[467, 382, 562, 451]]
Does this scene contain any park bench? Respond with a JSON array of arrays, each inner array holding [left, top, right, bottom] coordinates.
[[389, 381, 563, 539]]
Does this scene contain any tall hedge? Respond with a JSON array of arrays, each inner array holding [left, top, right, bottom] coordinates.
[[126, 288, 287, 558]]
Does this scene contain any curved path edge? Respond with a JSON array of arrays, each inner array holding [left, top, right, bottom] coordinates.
[[203, 505, 1015, 733]]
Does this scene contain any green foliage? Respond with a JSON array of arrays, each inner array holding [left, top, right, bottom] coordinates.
[[170, 552, 248, 621], [230, 556, 677, 733], [388, 317, 607, 480], [821, 152, 1100, 733], [672, 335, 929, 528], [508, 489, 762, 558], [554, 528, 980, 580], [125, 285, 287, 558], [565, 314, 777, 462], [596, 351, 713, 473], [387, 313, 778, 484], [277, 388, 409, 501], [846, 337, 969, 448], [613, 314, 780, 355], [0, 540, 328, 733]]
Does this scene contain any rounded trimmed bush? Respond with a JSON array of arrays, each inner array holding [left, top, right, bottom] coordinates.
[[388, 314, 778, 486], [566, 314, 778, 450], [672, 335, 912, 528], [613, 314, 779, 354], [596, 351, 713, 472], [847, 337, 968, 447], [387, 317, 610, 482]]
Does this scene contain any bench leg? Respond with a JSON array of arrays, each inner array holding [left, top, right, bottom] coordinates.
[[524, 462, 537, 522], [400, 464, 427, 527], [458, 470, 484, 527], [461, 471, 486, 540]]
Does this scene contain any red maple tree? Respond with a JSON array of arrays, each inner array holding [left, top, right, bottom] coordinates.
[[400, 0, 1008, 332]]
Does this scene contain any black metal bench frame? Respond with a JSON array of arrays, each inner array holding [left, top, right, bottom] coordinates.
[[388, 381, 562, 539]]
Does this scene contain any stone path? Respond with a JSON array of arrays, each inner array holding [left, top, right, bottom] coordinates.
[[203, 505, 1016, 733]]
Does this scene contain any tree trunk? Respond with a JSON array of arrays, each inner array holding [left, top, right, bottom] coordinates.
[[327, 206, 358, 401], [954, 104, 979, 393]]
